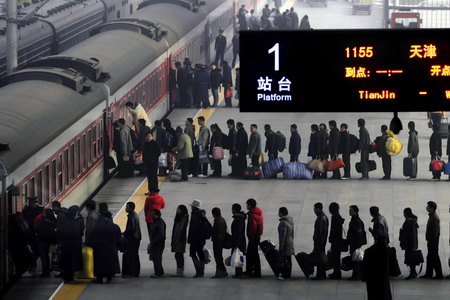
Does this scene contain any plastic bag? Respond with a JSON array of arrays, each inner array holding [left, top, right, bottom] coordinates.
[[203, 246, 212, 264], [231, 248, 245, 268], [352, 248, 364, 262]]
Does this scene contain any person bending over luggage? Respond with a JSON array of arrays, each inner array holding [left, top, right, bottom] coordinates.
[[244, 198, 263, 278], [328, 202, 344, 279], [289, 124, 301, 162], [277, 207, 294, 280], [312, 202, 328, 280], [171, 205, 189, 277], [407, 121, 419, 180], [231, 203, 246, 278], [347, 205, 367, 280], [399, 208, 419, 280], [211, 208, 228, 278]]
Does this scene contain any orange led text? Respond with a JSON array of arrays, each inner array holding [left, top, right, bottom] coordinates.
[[410, 44, 437, 59], [430, 65, 450, 76], [359, 90, 396, 100], [345, 67, 370, 78]]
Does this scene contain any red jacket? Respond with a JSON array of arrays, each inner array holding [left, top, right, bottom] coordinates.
[[247, 207, 264, 241], [144, 193, 166, 223]]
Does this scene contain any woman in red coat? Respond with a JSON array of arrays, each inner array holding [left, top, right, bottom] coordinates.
[[144, 188, 166, 238]]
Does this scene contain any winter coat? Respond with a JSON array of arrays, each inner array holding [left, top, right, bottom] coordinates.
[[247, 207, 264, 242], [359, 126, 370, 151], [210, 68, 222, 89], [22, 205, 44, 232], [212, 216, 227, 244], [57, 214, 83, 272], [231, 212, 247, 252], [142, 140, 161, 167], [222, 64, 233, 88], [371, 214, 390, 244], [194, 69, 210, 105], [278, 216, 295, 256], [172, 133, 193, 160], [144, 193, 166, 223], [91, 219, 122, 276], [232, 35, 239, 53], [299, 17, 310, 29], [247, 131, 262, 156], [151, 125, 167, 150], [36, 216, 57, 244], [198, 124, 211, 149], [184, 124, 196, 146], [319, 130, 329, 157], [120, 125, 134, 156], [425, 211, 440, 243], [348, 215, 367, 251], [307, 131, 321, 158], [289, 131, 301, 156], [329, 214, 344, 246], [288, 11, 299, 29], [138, 125, 151, 152], [228, 127, 237, 153], [429, 131, 442, 157], [264, 130, 278, 155], [188, 209, 207, 247], [150, 217, 166, 248], [375, 134, 388, 157], [339, 130, 350, 155], [165, 127, 178, 150], [313, 212, 329, 251], [236, 128, 248, 155], [328, 128, 340, 156], [215, 35, 227, 51], [129, 103, 151, 132], [362, 241, 392, 300], [85, 210, 99, 246], [124, 211, 141, 241], [210, 130, 223, 149], [399, 217, 418, 251], [408, 130, 419, 157], [171, 214, 188, 253]]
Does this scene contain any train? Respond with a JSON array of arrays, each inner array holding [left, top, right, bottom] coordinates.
[[0, 0, 272, 293]]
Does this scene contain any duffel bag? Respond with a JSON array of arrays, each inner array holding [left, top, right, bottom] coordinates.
[[444, 162, 450, 175], [243, 166, 262, 180], [75, 246, 95, 279], [355, 160, 377, 173], [299, 163, 313, 180], [307, 159, 327, 173], [341, 255, 353, 271], [213, 146, 224, 160], [429, 156, 445, 172], [282, 162, 301, 179], [326, 158, 345, 171], [262, 157, 284, 179], [403, 156, 416, 177], [386, 130, 403, 156], [404, 249, 424, 266]]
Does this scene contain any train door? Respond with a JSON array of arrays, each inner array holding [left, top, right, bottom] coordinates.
[[204, 21, 211, 65]]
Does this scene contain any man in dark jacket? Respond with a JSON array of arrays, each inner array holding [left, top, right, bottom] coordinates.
[[222, 61, 233, 107], [237, 5, 248, 30], [362, 232, 392, 300], [319, 123, 329, 179], [339, 123, 351, 179], [36, 209, 57, 277], [328, 202, 344, 279], [312, 202, 329, 280], [184, 118, 197, 177], [227, 119, 238, 177], [214, 30, 227, 66], [429, 124, 442, 180], [328, 120, 341, 179], [149, 209, 166, 278], [347, 205, 366, 280], [422, 201, 443, 279], [358, 118, 370, 180], [248, 124, 262, 167], [244, 198, 263, 278], [142, 132, 161, 194], [232, 32, 239, 68], [122, 202, 141, 278], [289, 124, 301, 162], [399, 207, 419, 280], [209, 63, 222, 107], [188, 199, 209, 278], [264, 124, 278, 160], [308, 124, 321, 179], [22, 196, 44, 273], [376, 125, 391, 180], [288, 7, 299, 29], [236, 122, 248, 177], [137, 119, 151, 153], [194, 65, 211, 109], [211, 208, 228, 278], [407, 121, 419, 180], [177, 61, 194, 108], [369, 206, 389, 245], [151, 120, 167, 151], [231, 203, 246, 278]]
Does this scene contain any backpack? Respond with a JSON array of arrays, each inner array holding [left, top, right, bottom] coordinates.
[[221, 132, 230, 150], [129, 126, 139, 150], [201, 217, 213, 240], [275, 131, 286, 152], [385, 130, 403, 156], [349, 134, 359, 154]]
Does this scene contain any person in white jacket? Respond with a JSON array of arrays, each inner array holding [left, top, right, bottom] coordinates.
[[126, 102, 151, 133]]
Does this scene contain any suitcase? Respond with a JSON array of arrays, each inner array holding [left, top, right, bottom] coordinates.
[[168, 171, 182, 182], [259, 240, 280, 277], [403, 157, 417, 177], [295, 252, 314, 278], [282, 162, 301, 179], [242, 166, 262, 180], [262, 157, 285, 179], [439, 118, 448, 138], [75, 246, 95, 279], [388, 247, 401, 277], [355, 160, 376, 173]]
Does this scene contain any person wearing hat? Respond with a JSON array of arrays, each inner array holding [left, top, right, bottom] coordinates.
[[144, 188, 166, 240], [187, 199, 211, 278], [172, 126, 193, 181], [22, 196, 44, 274], [214, 29, 227, 66]]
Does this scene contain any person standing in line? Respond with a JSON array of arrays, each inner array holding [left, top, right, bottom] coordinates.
[[328, 202, 344, 279], [84, 199, 99, 247], [421, 201, 443, 279], [214, 29, 227, 66], [237, 5, 248, 30], [144, 188, 165, 239], [399, 208, 419, 280], [247, 124, 262, 168], [171, 205, 189, 277], [172, 126, 193, 181], [288, 7, 299, 29], [125, 101, 151, 133], [211, 208, 228, 278], [347, 205, 367, 280], [289, 124, 301, 162], [429, 123, 442, 181], [142, 132, 161, 193], [209, 63, 222, 107], [198, 116, 211, 177], [377, 125, 391, 180], [232, 32, 240, 68], [358, 118, 370, 180], [235, 68, 240, 107], [312, 202, 329, 280], [244, 198, 263, 278], [188, 199, 209, 278], [151, 120, 167, 152], [264, 124, 278, 161], [339, 123, 351, 180], [117, 118, 134, 177], [299, 15, 311, 29], [235, 122, 248, 177], [149, 209, 166, 278], [319, 123, 329, 179], [183, 60, 195, 108], [184, 118, 197, 177], [362, 232, 392, 300], [175, 61, 188, 108], [209, 124, 223, 177], [122, 202, 141, 278], [328, 120, 341, 179], [231, 203, 246, 278], [36, 209, 57, 278], [369, 206, 389, 245], [277, 207, 294, 280], [227, 119, 238, 177], [307, 124, 321, 179], [407, 121, 419, 180], [137, 119, 151, 154], [222, 61, 233, 108]]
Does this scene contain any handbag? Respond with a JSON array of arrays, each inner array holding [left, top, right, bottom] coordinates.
[[223, 233, 233, 249], [225, 87, 233, 98], [405, 249, 424, 266], [338, 229, 349, 252], [429, 156, 445, 172], [133, 153, 143, 165], [231, 248, 245, 268], [105, 155, 116, 169], [341, 255, 354, 271], [325, 250, 334, 271], [326, 158, 345, 171], [352, 248, 364, 262], [308, 159, 327, 173], [213, 146, 224, 160], [198, 146, 209, 164]]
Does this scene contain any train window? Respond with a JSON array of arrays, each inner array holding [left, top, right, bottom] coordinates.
[[44, 165, 49, 205], [51, 159, 56, 199], [82, 134, 86, 171], [22, 183, 28, 206], [87, 130, 92, 166], [30, 177, 35, 197], [37, 170, 42, 205], [64, 149, 69, 188], [98, 121, 103, 157], [93, 125, 97, 160], [76, 139, 81, 176], [58, 154, 62, 193], [70, 144, 75, 181]]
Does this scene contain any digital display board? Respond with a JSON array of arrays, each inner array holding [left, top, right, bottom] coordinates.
[[240, 29, 450, 112]]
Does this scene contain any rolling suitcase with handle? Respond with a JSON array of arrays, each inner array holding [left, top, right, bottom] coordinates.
[[259, 240, 280, 277], [403, 156, 417, 177], [295, 252, 314, 278]]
